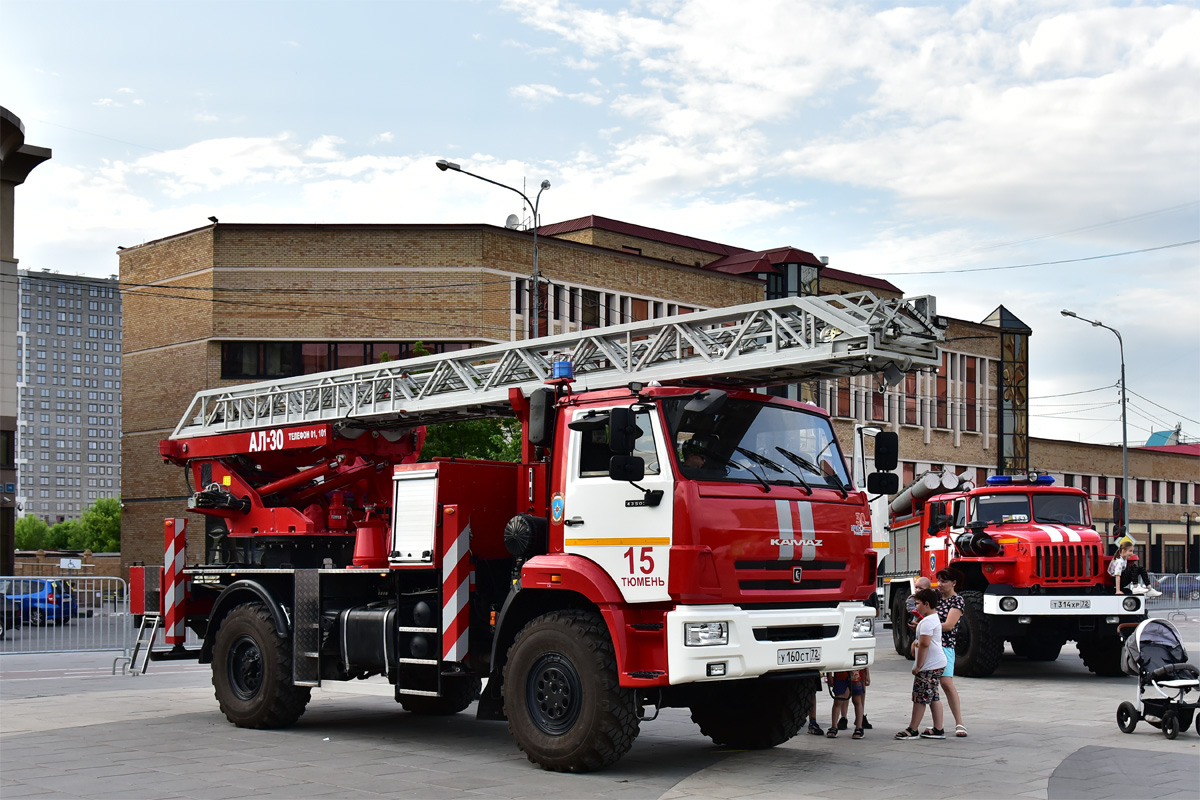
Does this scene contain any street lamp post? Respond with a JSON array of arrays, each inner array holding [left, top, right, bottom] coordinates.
[[1061, 309, 1129, 536], [436, 159, 550, 339]]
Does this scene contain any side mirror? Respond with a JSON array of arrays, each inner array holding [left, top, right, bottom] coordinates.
[[609, 455, 645, 482], [528, 388, 556, 447], [684, 389, 727, 415], [608, 407, 641, 454], [927, 511, 948, 536], [866, 472, 899, 495], [873, 431, 898, 472]]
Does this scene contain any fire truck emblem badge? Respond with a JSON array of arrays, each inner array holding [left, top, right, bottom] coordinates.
[[551, 493, 564, 524], [930, 554, 936, 573], [851, 512, 871, 536], [792, 567, 803, 584]]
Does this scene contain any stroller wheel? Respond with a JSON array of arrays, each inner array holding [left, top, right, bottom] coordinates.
[[1116, 702, 1139, 734], [1161, 710, 1180, 740]]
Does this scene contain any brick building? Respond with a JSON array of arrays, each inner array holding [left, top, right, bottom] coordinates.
[[119, 216, 1199, 575]]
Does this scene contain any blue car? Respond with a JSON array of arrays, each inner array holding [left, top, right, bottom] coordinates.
[[0, 578, 78, 626]]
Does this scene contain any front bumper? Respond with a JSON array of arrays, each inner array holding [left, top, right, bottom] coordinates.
[[664, 603, 875, 685], [983, 593, 1144, 616]]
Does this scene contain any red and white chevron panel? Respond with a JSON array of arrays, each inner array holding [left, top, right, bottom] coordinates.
[[441, 509, 471, 663], [163, 517, 187, 645]]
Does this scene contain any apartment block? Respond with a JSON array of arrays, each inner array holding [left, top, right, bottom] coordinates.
[[15, 269, 122, 522]]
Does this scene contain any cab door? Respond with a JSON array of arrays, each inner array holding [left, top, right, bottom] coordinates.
[[561, 405, 674, 603]]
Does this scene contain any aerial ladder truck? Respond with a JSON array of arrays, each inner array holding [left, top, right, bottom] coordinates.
[[135, 291, 945, 772]]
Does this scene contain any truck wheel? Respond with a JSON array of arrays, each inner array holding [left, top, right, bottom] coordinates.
[[891, 592, 914, 659], [503, 610, 639, 772], [955, 591, 1003, 677], [212, 602, 311, 728], [689, 675, 817, 749], [400, 675, 482, 715], [1077, 637, 1123, 677]]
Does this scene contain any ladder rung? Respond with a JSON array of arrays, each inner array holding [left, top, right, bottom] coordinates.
[[396, 658, 438, 665]]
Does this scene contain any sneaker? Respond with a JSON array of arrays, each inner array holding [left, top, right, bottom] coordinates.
[[862, 716, 873, 730], [1146, 587, 1163, 598], [837, 716, 848, 730], [807, 720, 824, 736], [920, 727, 946, 739], [1131, 584, 1148, 595]]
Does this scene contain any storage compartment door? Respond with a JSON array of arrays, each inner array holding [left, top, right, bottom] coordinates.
[[392, 470, 439, 563]]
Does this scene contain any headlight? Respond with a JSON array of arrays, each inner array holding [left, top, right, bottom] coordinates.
[[852, 616, 874, 637], [1123, 597, 1140, 612], [999, 596, 1018, 612], [684, 621, 729, 646]]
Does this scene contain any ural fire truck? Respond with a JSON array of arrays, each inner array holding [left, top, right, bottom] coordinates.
[[135, 293, 944, 772], [878, 470, 1145, 678]]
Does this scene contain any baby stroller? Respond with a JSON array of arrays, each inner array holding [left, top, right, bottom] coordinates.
[[1116, 618, 1199, 739]]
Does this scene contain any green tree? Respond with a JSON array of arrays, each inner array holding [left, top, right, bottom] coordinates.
[[15, 514, 49, 550], [76, 497, 121, 552], [46, 520, 80, 549], [420, 418, 521, 463]]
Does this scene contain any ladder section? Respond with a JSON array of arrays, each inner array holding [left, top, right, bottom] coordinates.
[[172, 292, 945, 439]]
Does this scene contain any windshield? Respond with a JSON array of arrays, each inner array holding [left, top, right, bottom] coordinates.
[[662, 396, 850, 489], [1032, 494, 1089, 525], [971, 494, 1030, 525]]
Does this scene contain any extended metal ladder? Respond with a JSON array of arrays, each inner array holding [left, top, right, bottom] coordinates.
[[171, 291, 945, 439]]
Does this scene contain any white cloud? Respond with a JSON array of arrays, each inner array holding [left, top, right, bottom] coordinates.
[[193, 113, 218, 122], [117, 87, 135, 93], [373, 132, 395, 144], [511, 83, 564, 104], [305, 135, 346, 160]]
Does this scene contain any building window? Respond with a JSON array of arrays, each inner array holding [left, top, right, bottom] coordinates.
[[1151, 481, 1160, 503], [335, 343, 365, 370], [1136, 479, 1145, 502], [1164, 545, 1185, 573]]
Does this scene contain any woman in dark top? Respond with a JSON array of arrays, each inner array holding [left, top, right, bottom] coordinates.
[[934, 567, 968, 737]]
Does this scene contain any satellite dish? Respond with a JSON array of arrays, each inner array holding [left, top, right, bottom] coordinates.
[[505, 214, 521, 229]]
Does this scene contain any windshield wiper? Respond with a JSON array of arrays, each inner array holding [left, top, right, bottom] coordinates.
[[726, 456, 772, 494], [771, 446, 818, 495]]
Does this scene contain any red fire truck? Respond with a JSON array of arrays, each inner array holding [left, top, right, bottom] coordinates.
[[133, 293, 944, 771], [878, 470, 1145, 678]]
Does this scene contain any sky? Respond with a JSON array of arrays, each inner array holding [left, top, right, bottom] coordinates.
[[4, 0, 1198, 449]]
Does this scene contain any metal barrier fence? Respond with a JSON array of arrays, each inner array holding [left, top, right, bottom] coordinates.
[[1, 575, 132, 655], [1146, 573, 1200, 615]]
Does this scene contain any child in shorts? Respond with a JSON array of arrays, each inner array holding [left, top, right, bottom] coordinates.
[[896, 588, 947, 740], [826, 667, 871, 739]]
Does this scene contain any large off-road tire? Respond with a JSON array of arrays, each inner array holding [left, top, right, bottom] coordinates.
[[955, 590, 1003, 677], [504, 610, 639, 772], [212, 602, 311, 728], [1077, 637, 1124, 677], [400, 675, 482, 715], [689, 674, 817, 749], [892, 592, 915, 659]]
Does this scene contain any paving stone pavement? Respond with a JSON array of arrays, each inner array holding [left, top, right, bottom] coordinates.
[[2, 619, 1197, 800]]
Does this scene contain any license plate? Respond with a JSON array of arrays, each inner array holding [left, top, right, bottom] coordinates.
[[777, 647, 821, 665], [1051, 599, 1090, 609]]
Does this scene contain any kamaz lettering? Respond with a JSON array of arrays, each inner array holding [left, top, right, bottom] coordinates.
[[771, 538, 822, 547]]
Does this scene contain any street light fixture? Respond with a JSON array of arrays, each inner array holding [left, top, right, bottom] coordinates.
[[1061, 309, 1129, 536], [436, 159, 551, 338]]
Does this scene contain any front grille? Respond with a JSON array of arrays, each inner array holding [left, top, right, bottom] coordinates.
[[1035, 544, 1100, 581], [735, 559, 846, 593], [753, 624, 840, 642]]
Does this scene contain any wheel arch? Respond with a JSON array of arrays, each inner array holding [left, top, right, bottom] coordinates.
[[200, 579, 291, 663]]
